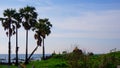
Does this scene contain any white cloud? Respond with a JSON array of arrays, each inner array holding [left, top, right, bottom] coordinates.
[[54, 10, 120, 31], [51, 32, 120, 39], [51, 10, 120, 39]]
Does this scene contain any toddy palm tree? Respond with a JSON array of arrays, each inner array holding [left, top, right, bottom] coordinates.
[[28, 30, 42, 61], [19, 6, 37, 64], [38, 18, 52, 60], [28, 18, 52, 61], [0, 9, 16, 65], [28, 20, 43, 61], [13, 12, 22, 65]]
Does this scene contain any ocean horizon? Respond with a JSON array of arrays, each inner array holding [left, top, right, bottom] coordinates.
[[0, 54, 51, 63]]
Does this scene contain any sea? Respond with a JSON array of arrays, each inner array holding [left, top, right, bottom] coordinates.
[[0, 54, 51, 63]]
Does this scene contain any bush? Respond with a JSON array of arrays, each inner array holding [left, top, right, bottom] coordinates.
[[55, 62, 68, 67]]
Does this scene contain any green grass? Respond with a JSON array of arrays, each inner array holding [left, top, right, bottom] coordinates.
[[0, 51, 120, 68], [0, 65, 15, 68], [0, 54, 69, 68]]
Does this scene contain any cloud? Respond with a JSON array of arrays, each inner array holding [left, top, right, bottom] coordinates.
[[51, 32, 120, 39], [51, 10, 120, 39], [55, 10, 120, 31]]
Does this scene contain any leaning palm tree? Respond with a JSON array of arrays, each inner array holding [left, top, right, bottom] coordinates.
[[12, 12, 22, 66], [38, 18, 52, 60], [28, 28, 42, 61], [28, 18, 52, 61], [0, 9, 16, 65], [19, 6, 37, 64]]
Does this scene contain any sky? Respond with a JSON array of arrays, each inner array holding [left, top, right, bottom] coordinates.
[[0, 0, 120, 54]]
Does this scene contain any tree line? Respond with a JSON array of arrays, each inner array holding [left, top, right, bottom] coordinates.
[[0, 6, 52, 66]]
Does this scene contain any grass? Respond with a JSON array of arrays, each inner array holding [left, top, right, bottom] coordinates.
[[0, 54, 69, 68], [0, 51, 120, 68]]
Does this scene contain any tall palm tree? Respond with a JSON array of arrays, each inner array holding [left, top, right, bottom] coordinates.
[[13, 12, 22, 66], [19, 6, 37, 64], [0, 9, 16, 65], [38, 18, 52, 60]]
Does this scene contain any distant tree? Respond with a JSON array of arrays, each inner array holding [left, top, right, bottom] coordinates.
[[62, 51, 67, 54], [88, 52, 94, 56], [19, 6, 37, 64], [68, 46, 83, 68], [73, 46, 83, 55], [52, 51, 56, 56]]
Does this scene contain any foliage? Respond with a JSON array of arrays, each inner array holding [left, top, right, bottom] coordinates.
[[0, 51, 120, 68]]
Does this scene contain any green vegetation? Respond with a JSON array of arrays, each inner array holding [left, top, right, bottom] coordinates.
[[0, 47, 120, 68]]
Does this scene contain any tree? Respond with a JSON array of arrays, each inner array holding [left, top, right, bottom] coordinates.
[[0, 9, 16, 65], [19, 6, 37, 64], [27, 29, 42, 61], [38, 18, 52, 60], [73, 46, 83, 55], [28, 18, 52, 61], [12, 12, 22, 66]]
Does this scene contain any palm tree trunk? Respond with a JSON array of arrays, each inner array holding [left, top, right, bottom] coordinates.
[[8, 34, 11, 65], [15, 27, 18, 66], [28, 45, 39, 61], [25, 30, 28, 64], [8, 23, 11, 65], [42, 38, 45, 60]]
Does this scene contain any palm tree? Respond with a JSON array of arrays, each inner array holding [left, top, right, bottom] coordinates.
[[19, 6, 37, 64], [28, 18, 52, 61], [0, 9, 16, 65], [28, 30, 42, 61], [38, 18, 52, 60], [12, 12, 22, 66]]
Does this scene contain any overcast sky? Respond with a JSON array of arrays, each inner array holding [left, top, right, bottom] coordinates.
[[0, 0, 120, 54]]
